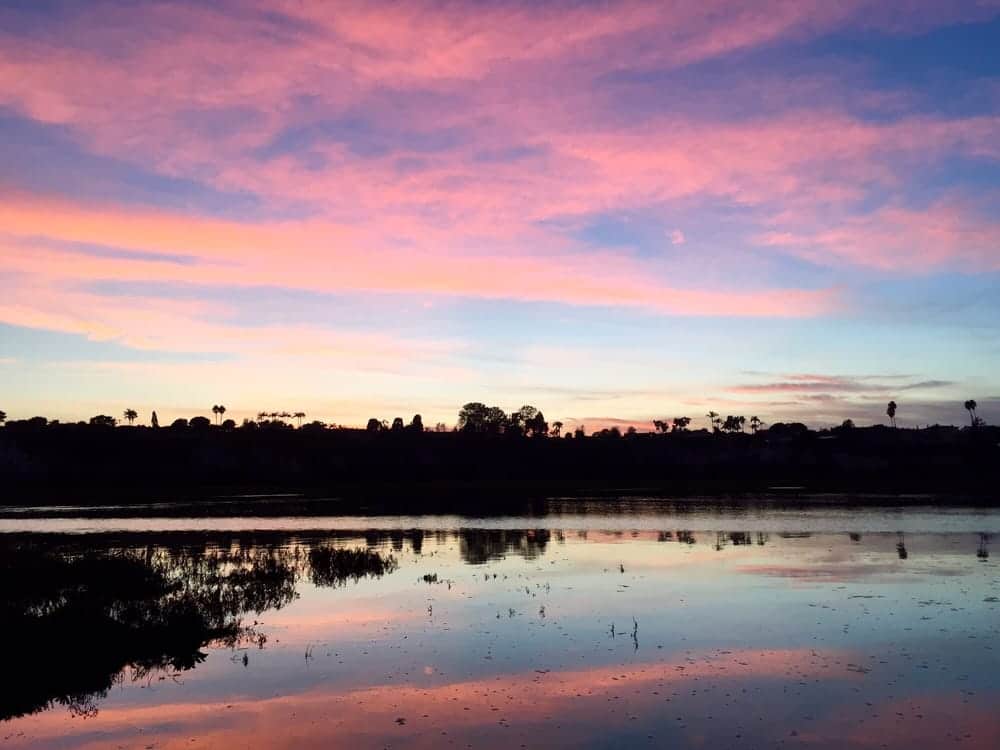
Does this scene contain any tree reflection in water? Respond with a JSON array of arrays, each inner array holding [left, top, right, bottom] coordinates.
[[458, 529, 551, 565], [0, 539, 397, 722], [309, 545, 398, 586]]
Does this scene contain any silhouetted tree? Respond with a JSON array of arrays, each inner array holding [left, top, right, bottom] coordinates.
[[211, 405, 226, 425], [293, 411, 306, 427], [886, 400, 897, 428], [256, 412, 268, 423], [457, 402, 488, 433], [964, 399, 978, 427], [189, 416, 211, 430], [409, 414, 423, 432], [749, 416, 763, 434], [457, 402, 509, 434], [722, 415, 745, 433], [434, 422, 448, 432], [391, 417, 405, 432], [839, 418, 855, 430], [550, 421, 563, 438], [366, 418, 383, 433], [221, 419, 236, 431], [123, 409, 138, 425], [485, 407, 507, 434], [672, 417, 691, 432], [513, 405, 547, 437], [592, 426, 622, 438], [653, 419, 669, 433], [573, 425, 586, 439], [0, 410, 6, 426], [706, 411, 721, 433], [170, 418, 188, 429], [150, 411, 159, 428], [89, 415, 116, 428]]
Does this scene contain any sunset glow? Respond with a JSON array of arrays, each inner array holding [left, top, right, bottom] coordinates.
[[2, 1, 998, 428]]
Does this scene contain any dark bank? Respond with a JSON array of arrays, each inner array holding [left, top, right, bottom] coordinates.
[[2, 414, 999, 504]]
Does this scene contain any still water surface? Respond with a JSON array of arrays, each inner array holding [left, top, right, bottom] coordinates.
[[2, 499, 999, 749]]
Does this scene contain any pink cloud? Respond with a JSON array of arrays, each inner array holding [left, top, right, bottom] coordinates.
[[0, 3, 994, 214], [755, 198, 1000, 271], [0, 0, 997, 429], [0, 197, 840, 320], [0, 1, 996, 287]]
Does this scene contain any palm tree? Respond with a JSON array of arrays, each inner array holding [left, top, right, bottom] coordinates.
[[551, 421, 563, 438], [256, 411, 268, 423], [123, 408, 138, 425], [212, 405, 226, 425], [293, 411, 306, 427], [1, 409, 8, 425], [749, 416, 763, 434], [886, 400, 897, 428], [706, 411, 721, 433], [964, 399, 978, 426]]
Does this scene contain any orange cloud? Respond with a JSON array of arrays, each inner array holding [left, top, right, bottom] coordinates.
[[0, 197, 840, 322]]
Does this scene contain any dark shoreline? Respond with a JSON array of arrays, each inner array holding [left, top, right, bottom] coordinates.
[[3, 421, 998, 510]]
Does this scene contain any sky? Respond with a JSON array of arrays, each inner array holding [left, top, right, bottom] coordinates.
[[1, 0, 998, 430]]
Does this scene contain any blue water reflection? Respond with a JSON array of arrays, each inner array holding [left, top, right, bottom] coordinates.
[[1, 501, 997, 749]]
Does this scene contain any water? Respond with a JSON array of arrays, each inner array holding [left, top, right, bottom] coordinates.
[[2, 499, 998, 749]]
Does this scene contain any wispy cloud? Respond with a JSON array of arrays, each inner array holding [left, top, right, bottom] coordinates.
[[0, 1, 998, 422], [728, 374, 955, 394], [0, 197, 842, 320]]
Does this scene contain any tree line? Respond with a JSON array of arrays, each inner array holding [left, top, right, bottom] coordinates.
[[0, 397, 990, 434]]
